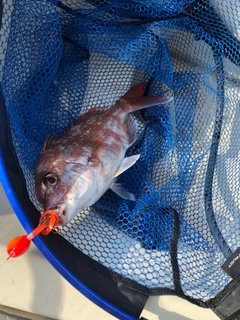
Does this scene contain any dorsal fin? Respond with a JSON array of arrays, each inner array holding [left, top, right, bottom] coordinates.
[[64, 118, 79, 133], [41, 107, 108, 153], [41, 134, 57, 153], [77, 106, 107, 122], [63, 107, 108, 134]]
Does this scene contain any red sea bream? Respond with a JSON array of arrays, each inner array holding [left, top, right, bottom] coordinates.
[[34, 83, 172, 226]]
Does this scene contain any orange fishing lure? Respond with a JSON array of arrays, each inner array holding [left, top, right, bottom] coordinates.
[[6, 210, 59, 259]]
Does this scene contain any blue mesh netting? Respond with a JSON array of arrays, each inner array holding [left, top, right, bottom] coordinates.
[[0, 0, 240, 302]]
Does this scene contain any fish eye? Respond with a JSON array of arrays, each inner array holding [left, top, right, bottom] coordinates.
[[43, 173, 58, 188]]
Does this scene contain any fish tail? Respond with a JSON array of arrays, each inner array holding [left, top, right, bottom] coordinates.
[[118, 82, 173, 113]]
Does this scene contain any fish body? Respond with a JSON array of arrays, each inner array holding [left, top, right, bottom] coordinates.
[[34, 83, 172, 226]]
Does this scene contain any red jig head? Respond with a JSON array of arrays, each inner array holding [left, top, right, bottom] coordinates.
[[6, 210, 59, 259]]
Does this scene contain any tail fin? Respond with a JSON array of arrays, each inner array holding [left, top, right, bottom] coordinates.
[[120, 82, 173, 113]]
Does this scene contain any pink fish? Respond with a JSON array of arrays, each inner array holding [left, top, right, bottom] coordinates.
[[34, 83, 172, 226]]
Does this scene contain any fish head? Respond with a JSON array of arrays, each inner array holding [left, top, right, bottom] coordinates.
[[34, 148, 94, 226]]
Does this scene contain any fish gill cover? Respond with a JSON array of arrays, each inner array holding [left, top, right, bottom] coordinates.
[[0, 0, 240, 303]]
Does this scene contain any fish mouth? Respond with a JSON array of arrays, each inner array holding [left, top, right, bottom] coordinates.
[[46, 204, 68, 226], [57, 210, 67, 226]]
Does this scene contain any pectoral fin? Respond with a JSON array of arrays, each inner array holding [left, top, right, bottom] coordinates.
[[114, 154, 140, 178], [110, 182, 136, 201], [126, 115, 138, 146]]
